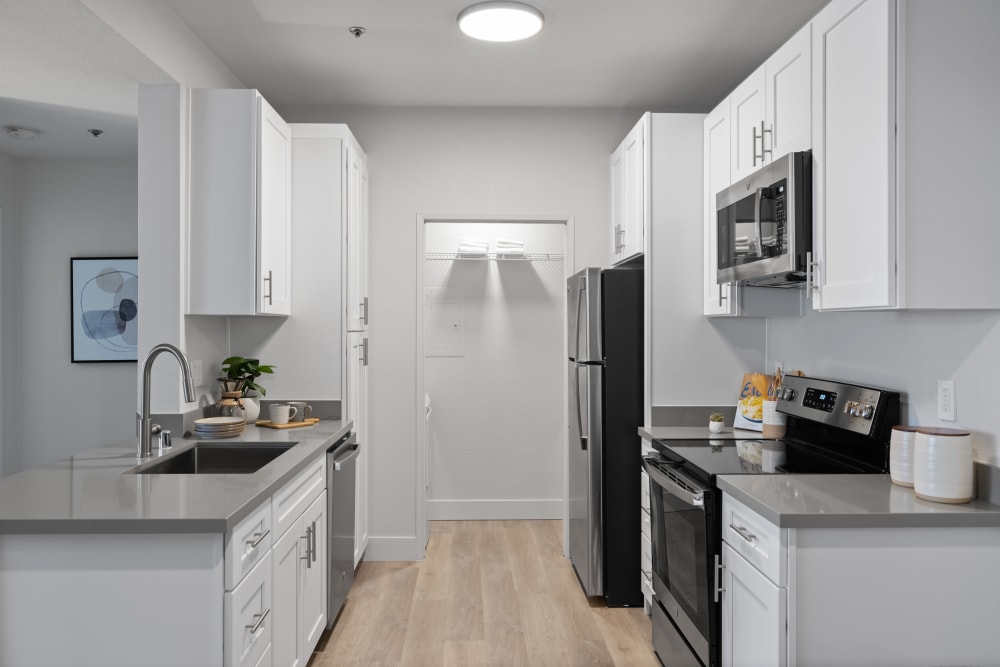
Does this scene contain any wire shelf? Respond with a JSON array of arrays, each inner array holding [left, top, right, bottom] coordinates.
[[425, 252, 564, 262]]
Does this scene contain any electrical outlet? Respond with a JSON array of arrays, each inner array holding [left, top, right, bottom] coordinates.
[[937, 380, 956, 421], [191, 359, 204, 388], [775, 361, 783, 373]]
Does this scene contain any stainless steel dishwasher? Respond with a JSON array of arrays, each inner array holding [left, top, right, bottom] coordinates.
[[326, 431, 359, 627]]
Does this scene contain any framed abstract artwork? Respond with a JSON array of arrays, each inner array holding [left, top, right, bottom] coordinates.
[[70, 257, 138, 362]]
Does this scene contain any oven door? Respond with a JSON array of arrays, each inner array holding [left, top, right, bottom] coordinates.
[[644, 457, 719, 667]]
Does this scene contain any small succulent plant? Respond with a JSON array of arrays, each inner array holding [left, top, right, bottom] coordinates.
[[709, 412, 725, 423]]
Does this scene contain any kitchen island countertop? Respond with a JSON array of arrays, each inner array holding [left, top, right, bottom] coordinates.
[[718, 473, 1000, 529], [0, 419, 351, 535]]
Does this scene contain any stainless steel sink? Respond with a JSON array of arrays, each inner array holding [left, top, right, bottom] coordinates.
[[132, 443, 296, 474]]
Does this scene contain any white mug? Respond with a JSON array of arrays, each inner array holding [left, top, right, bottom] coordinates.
[[268, 403, 298, 425]]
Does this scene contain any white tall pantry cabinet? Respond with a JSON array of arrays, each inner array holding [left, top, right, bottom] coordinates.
[[289, 125, 370, 568]]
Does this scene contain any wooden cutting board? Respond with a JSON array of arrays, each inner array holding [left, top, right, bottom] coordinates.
[[255, 417, 320, 429]]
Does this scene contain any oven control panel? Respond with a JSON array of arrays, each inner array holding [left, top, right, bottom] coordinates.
[[776, 375, 899, 437]]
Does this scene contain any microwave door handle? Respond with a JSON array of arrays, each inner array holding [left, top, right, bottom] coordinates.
[[753, 187, 764, 257]]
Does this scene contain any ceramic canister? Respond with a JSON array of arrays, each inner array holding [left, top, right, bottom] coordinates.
[[889, 425, 920, 487], [913, 427, 974, 504]]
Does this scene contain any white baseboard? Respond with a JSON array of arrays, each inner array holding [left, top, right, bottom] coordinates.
[[363, 535, 426, 562], [427, 498, 562, 520]]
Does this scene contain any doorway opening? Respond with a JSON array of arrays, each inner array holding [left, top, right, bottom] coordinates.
[[414, 214, 575, 553]]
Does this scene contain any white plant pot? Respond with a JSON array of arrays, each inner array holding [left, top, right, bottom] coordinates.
[[708, 420, 725, 434], [242, 397, 261, 423]]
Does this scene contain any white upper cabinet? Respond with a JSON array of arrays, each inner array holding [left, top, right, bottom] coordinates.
[[703, 100, 740, 316], [811, 0, 1000, 310], [731, 24, 811, 183], [345, 142, 369, 331], [611, 114, 647, 265], [190, 89, 292, 316]]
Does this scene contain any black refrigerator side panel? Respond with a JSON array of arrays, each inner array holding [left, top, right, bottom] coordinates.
[[600, 262, 644, 607]]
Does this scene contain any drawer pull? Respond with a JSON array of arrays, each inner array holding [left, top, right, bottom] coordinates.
[[301, 525, 314, 568], [730, 523, 757, 544], [246, 529, 270, 549], [714, 554, 725, 603], [246, 608, 270, 635]]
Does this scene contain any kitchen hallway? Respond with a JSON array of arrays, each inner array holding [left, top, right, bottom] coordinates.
[[311, 520, 659, 666]]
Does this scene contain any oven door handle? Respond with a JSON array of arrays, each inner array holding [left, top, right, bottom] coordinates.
[[644, 459, 705, 509], [753, 187, 765, 257]]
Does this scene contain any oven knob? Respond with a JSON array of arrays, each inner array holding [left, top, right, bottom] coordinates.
[[843, 401, 855, 415], [781, 388, 795, 401], [849, 402, 862, 417], [861, 403, 875, 419]]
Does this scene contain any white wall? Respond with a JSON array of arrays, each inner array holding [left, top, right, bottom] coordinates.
[[0, 153, 19, 476], [13, 159, 138, 470], [768, 310, 1000, 467], [282, 105, 643, 559], [424, 222, 564, 519]]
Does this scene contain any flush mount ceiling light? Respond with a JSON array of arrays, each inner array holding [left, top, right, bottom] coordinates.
[[457, 1, 544, 42], [5, 127, 40, 140]]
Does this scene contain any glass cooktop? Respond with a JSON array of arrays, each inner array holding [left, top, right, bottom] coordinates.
[[651, 438, 787, 479]]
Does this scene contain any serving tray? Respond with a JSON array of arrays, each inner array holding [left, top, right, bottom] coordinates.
[[255, 418, 320, 429]]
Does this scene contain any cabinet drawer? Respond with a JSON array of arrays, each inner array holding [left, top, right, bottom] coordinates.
[[640, 505, 651, 540], [272, 456, 326, 540], [225, 551, 272, 667], [641, 469, 651, 511], [722, 494, 785, 585], [641, 532, 652, 577], [226, 499, 273, 591]]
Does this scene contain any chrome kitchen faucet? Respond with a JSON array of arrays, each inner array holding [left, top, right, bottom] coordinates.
[[137, 343, 196, 458]]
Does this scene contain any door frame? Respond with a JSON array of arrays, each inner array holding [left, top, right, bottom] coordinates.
[[414, 213, 576, 556]]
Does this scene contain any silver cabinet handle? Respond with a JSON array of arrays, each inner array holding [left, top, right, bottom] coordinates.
[[361, 296, 369, 325], [301, 525, 313, 567], [614, 224, 622, 254], [760, 120, 772, 162], [263, 270, 273, 306], [361, 337, 369, 366], [718, 283, 728, 308], [806, 250, 819, 300], [752, 125, 760, 167], [311, 520, 317, 563], [730, 523, 757, 544], [246, 608, 270, 634], [714, 554, 726, 603], [246, 529, 270, 549]]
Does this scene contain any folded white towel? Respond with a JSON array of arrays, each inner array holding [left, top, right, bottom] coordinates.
[[496, 238, 525, 248], [734, 235, 750, 243], [457, 247, 487, 255], [459, 237, 489, 248], [496, 247, 526, 255]]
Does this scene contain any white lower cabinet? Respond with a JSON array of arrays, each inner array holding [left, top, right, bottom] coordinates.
[[225, 552, 273, 667], [720, 542, 786, 667], [272, 491, 327, 667]]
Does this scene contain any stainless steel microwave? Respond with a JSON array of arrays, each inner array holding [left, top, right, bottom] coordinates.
[[716, 151, 812, 287]]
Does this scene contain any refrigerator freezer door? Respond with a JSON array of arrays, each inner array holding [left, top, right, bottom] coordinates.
[[567, 268, 603, 363], [568, 362, 604, 596]]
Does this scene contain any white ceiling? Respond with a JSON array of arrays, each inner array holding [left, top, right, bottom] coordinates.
[[1, 0, 831, 158]]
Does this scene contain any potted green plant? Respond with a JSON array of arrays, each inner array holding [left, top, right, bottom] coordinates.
[[708, 412, 725, 434], [218, 356, 275, 422]]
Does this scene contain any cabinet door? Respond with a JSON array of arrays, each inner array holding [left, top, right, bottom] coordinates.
[[610, 143, 625, 264], [765, 24, 811, 159], [620, 116, 646, 261], [271, 515, 304, 667], [721, 543, 786, 667], [355, 335, 369, 567], [301, 492, 327, 656], [730, 66, 766, 182], [257, 96, 292, 315], [811, 0, 896, 310], [703, 99, 740, 316], [225, 552, 273, 667], [345, 143, 366, 331]]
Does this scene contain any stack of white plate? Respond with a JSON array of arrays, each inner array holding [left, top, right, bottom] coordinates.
[[194, 416, 246, 440]]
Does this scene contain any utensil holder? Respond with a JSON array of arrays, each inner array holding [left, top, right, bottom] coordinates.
[[761, 400, 786, 439], [889, 425, 919, 487]]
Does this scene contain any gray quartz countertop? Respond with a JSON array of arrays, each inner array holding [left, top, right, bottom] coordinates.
[[718, 474, 1000, 529], [639, 426, 766, 440], [0, 419, 351, 535]]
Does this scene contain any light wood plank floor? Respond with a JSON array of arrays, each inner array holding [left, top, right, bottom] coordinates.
[[309, 520, 660, 667]]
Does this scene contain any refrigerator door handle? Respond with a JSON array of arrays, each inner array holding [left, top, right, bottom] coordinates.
[[573, 278, 586, 360], [574, 364, 588, 450]]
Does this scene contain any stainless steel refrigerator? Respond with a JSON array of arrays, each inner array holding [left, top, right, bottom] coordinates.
[[567, 262, 643, 607]]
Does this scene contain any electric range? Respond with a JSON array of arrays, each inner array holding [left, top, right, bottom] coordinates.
[[643, 375, 901, 667]]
